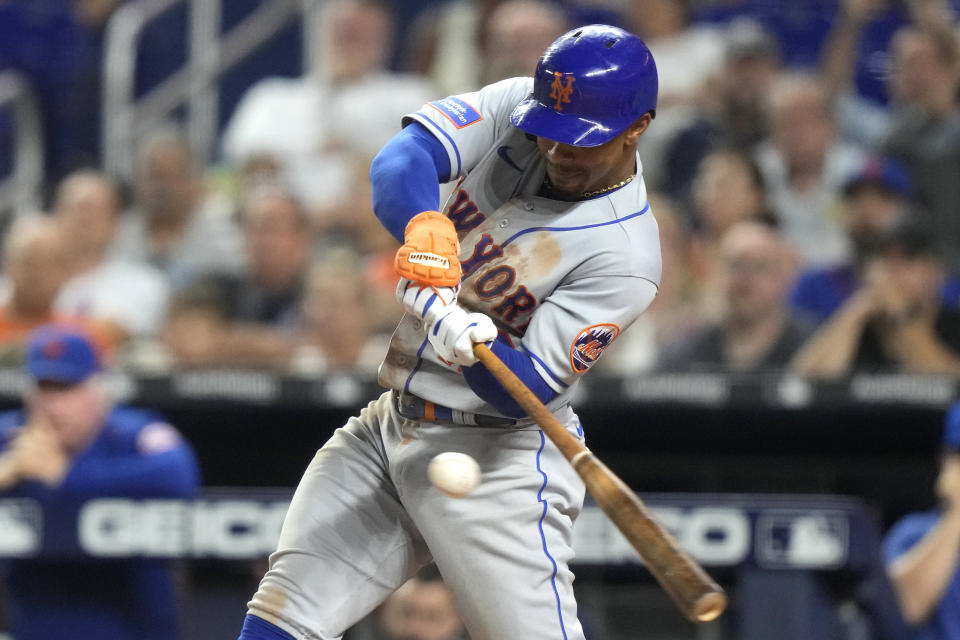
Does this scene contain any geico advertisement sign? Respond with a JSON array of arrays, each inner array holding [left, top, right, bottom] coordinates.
[[79, 499, 288, 557], [573, 506, 752, 566], [0, 499, 851, 568]]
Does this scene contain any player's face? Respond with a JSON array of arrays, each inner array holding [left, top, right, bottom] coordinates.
[[720, 223, 792, 322], [7, 227, 71, 315], [844, 185, 905, 252], [242, 193, 310, 287], [27, 380, 106, 454], [537, 116, 650, 199]]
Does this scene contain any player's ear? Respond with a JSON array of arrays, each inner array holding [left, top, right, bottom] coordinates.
[[623, 114, 652, 146]]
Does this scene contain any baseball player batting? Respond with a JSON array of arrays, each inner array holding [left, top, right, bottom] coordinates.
[[238, 25, 661, 640]]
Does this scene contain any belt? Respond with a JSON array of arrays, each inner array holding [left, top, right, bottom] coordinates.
[[394, 390, 525, 428]]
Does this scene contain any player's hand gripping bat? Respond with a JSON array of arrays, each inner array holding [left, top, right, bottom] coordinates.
[[473, 343, 727, 623]]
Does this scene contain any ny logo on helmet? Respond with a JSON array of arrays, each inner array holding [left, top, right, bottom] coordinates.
[[550, 72, 575, 111]]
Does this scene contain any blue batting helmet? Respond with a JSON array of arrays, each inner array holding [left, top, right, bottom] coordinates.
[[510, 25, 658, 147]]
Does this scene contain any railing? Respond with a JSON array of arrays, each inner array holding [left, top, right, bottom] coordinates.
[[0, 71, 44, 218], [102, 0, 324, 181]]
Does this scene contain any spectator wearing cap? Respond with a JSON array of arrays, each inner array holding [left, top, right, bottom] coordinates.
[[0, 325, 200, 640], [883, 400, 960, 635], [791, 216, 960, 378], [788, 156, 959, 324]]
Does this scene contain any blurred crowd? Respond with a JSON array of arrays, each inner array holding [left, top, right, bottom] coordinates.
[[2, 0, 960, 379]]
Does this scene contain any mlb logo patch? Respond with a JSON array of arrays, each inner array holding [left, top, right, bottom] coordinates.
[[570, 323, 620, 373], [429, 97, 483, 129]]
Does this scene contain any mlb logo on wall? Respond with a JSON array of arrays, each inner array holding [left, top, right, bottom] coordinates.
[[0, 499, 42, 556], [755, 510, 848, 569], [570, 324, 620, 373]]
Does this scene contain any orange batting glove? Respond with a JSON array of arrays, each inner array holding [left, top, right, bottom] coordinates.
[[395, 211, 462, 287]]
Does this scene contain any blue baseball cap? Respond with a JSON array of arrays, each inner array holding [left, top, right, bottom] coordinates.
[[843, 157, 912, 200], [943, 401, 960, 450], [26, 325, 101, 384]]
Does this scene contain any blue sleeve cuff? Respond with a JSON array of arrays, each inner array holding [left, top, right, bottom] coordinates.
[[462, 336, 557, 418], [238, 614, 296, 640], [369, 121, 451, 242]]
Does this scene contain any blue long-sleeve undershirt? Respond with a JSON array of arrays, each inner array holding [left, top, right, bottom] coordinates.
[[239, 614, 296, 640], [369, 121, 451, 242], [463, 337, 557, 418]]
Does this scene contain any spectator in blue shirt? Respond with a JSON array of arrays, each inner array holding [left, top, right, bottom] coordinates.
[[884, 400, 960, 638], [790, 155, 914, 324], [0, 324, 201, 640]]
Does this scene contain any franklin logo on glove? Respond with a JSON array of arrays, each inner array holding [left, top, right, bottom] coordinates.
[[407, 252, 451, 269]]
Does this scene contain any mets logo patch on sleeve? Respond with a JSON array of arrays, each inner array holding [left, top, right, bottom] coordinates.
[[570, 324, 620, 373], [136, 422, 182, 454], [428, 97, 483, 128]]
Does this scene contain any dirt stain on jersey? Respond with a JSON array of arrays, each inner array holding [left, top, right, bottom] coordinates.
[[504, 231, 562, 279], [400, 418, 418, 445], [249, 584, 287, 623]]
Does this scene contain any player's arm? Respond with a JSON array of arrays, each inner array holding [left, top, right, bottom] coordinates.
[[59, 424, 200, 499], [369, 122, 451, 242], [462, 337, 557, 418], [789, 290, 874, 378], [371, 77, 534, 241], [465, 275, 659, 417], [885, 458, 960, 624], [400, 278, 551, 417], [371, 124, 462, 287], [887, 512, 960, 624], [403, 296, 552, 418]]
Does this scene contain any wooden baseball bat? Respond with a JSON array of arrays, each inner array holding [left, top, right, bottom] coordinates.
[[473, 343, 727, 623]]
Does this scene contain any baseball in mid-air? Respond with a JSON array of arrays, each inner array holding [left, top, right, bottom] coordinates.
[[428, 452, 481, 499]]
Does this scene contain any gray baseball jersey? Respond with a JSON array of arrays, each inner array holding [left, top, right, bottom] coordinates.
[[380, 77, 661, 417], [244, 78, 661, 640]]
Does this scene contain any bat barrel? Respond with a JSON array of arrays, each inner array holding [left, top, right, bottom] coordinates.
[[692, 591, 727, 622], [572, 451, 728, 623]]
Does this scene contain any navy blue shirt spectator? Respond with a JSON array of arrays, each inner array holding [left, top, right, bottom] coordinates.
[[0, 324, 200, 640]]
